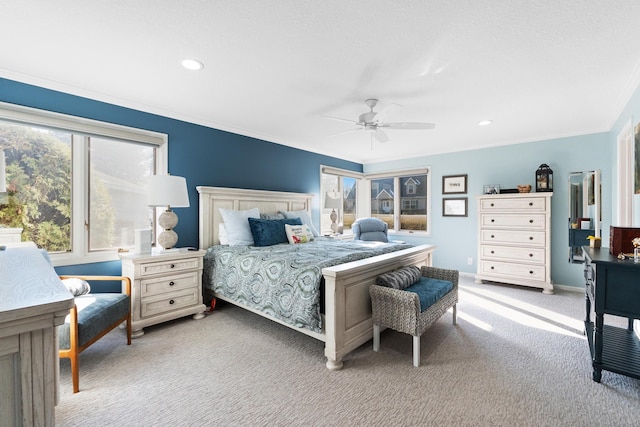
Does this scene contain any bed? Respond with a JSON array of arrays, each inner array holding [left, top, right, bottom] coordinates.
[[197, 186, 435, 370]]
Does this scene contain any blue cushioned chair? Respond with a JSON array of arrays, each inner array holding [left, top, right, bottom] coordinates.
[[58, 275, 131, 393], [352, 217, 389, 242]]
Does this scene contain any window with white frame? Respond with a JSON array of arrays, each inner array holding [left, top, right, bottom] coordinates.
[[320, 166, 360, 234], [0, 102, 166, 265], [368, 168, 430, 234]]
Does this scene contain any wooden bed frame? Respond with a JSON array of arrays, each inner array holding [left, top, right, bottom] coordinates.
[[197, 186, 435, 370]]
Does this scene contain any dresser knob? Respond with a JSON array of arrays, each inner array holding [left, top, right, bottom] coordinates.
[[491, 219, 495, 223], [491, 235, 495, 238], [529, 253, 533, 257], [169, 299, 175, 305], [490, 203, 494, 207], [529, 236, 534, 240], [529, 202, 533, 206], [169, 281, 175, 286], [491, 266, 494, 269], [529, 271, 534, 275], [491, 250, 495, 254], [529, 219, 534, 223], [170, 264, 175, 268]]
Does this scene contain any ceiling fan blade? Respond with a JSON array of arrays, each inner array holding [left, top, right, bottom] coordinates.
[[328, 128, 362, 138], [373, 128, 389, 143], [322, 115, 357, 125], [382, 122, 436, 130]]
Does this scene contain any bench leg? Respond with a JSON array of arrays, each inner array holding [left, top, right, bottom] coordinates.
[[373, 324, 380, 352], [453, 304, 457, 325], [413, 335, 420, 367]]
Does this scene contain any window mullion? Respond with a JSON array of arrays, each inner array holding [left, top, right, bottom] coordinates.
[[73, 135, 88, 257]]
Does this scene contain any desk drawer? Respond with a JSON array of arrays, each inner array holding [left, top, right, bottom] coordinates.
[[480, 260, 546, 281], [141, 288, 199, 318], [138, 257, 201, 277]]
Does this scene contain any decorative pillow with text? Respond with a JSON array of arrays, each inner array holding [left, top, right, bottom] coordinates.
[[285, 224, 315, 244]]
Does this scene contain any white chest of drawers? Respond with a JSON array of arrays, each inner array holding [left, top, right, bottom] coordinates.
[[475, 193, 553, 294], [120, 250, 207, 337]]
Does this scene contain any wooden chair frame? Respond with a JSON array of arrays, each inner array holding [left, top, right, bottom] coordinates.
[[58, 275, 132, 393]]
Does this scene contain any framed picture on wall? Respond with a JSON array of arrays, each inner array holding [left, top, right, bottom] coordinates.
[[442, 174, 467, 194], [443, 198, 468, 217]]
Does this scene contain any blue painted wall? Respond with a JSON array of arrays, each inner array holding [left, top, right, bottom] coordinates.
[[0, 78, 361, 289]]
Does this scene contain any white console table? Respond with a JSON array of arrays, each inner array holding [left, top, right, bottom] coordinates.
[[0, 245, 74, 427]]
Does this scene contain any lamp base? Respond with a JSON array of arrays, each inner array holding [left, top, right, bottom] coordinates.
[[330, 209, 338, 233]]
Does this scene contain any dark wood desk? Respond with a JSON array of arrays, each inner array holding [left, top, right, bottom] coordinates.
[[583, 247, 640, 382]]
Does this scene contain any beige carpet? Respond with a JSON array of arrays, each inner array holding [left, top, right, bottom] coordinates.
[[56, 276, 640, 426]]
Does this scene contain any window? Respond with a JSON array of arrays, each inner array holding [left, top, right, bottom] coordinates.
[[320, 166, 360, 234], [0, 102, 166, 265], [368, 169, 430, 234]]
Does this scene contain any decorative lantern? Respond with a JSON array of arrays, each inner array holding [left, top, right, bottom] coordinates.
[[535, 164, 553, 192]]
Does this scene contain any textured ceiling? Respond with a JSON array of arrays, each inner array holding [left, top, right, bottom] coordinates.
[[2, 1, 640, 164]]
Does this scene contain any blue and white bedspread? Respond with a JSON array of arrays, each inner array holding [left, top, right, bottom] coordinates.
[[203, 238, 412, 333]]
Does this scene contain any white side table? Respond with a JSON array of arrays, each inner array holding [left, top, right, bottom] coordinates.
[[120, 249, 206, 338]]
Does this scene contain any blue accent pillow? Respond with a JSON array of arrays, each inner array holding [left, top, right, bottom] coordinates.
[[248, 217, 303, 247], [404, 277, 453, 312]]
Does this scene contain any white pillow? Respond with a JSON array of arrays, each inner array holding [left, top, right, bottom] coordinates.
[[219, 207, 260, 246], [282, 210, 319, 237], [218, 223, 229, 245], [285, 224, 315, 244]]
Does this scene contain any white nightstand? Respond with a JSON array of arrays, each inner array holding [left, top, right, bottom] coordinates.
[[120, 249, 207, 338], [326, 233, 354, 241]]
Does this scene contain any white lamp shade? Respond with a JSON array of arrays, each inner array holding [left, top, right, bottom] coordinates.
[[147, 175, 190, 208], [324, 191, 342, 210]]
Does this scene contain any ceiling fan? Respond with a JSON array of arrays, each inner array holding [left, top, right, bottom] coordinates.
[[324, 98, 435, 143]]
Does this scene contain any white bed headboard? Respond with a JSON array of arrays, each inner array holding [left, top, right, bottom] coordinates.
[[196, 186, 314, 249]]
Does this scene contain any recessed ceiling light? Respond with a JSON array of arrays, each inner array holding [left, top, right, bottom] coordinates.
[[478, 120, 493, 126], [181, 58, 204, 71]]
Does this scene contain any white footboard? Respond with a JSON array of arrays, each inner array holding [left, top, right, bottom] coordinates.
[[321, 244, 435, 370]]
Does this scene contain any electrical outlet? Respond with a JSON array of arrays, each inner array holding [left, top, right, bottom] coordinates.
[[467, 257, 473, 265]]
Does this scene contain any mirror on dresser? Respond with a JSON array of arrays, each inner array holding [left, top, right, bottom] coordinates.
[[568, 169, 601, 263]]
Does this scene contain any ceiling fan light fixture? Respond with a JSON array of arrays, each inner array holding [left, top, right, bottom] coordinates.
[[478, 120, 493, 126], [181, 58, 204, 71]]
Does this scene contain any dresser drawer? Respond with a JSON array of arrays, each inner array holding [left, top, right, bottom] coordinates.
[[480, 260, 546, 282], [480, 229, 545, 246], [480, 197, 546, 212], [138, 257, 202, 277], [140, 271, 200, 297], [481, 214, 546, 229], [141, 288, 199, 318], [481, 245, 545, 263]]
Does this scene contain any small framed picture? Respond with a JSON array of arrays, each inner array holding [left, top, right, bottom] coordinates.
[[442, 174, 467, 194], [443, 198, 468, 217]]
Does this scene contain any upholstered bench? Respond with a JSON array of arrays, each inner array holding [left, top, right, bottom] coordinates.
[[370, 265, 458, 367]]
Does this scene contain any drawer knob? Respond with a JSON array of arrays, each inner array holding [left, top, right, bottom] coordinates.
[[529, 271, 534, 275], [529, 202, 533, 206], [169, 299, 175, 305], [491, 219, 495, 223], [491, 266, 495, 269], [491, 235, 495, 238], [490, 203, 494, 207], [529, 253, 533, 257], [170, 264, 175, 269], [491, 250, 495, 254], [529, 236, 534, 240], [169, 281, 175, 286], [529, 219, 533, 223]]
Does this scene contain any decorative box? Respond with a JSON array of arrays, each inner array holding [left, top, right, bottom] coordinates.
[[609, 226, 640, 255]]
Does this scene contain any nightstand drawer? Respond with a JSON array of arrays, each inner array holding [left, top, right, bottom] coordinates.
[[141, 288, 199, 318], [138, 257, 201, 277], [140, 271, 200, 297]]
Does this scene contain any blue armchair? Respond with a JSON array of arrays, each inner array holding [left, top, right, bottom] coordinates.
[[352, 217, 389, 242]]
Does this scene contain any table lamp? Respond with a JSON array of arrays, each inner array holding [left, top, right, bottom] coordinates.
[[147, 175, 190, 250], [324, 191, 342, 234]]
